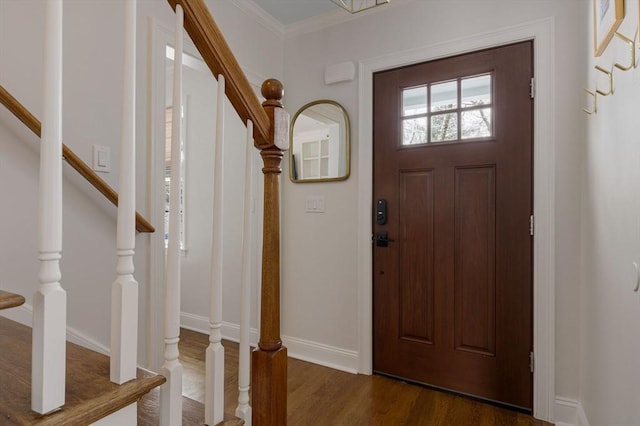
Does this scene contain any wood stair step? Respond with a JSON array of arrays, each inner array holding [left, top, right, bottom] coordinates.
[[217, 415, 245, 426], [138, 388, 244, 426], [0, 316, 165, 425], [0, 290, 25, 310]]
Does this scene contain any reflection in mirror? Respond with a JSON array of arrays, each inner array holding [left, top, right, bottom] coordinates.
[[289, 100, 350, 182]]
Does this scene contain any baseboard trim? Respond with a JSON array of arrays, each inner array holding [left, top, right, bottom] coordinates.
[[554, 397, 590, 426], [0, 303, 32, 326], [283, 334, 359, 374], [1, 303, 110, 355], [180, 311, 359, 374], [180, 312, 260, 346], [577, 402, 590, 426]]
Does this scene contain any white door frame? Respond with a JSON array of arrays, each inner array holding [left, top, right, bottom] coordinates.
[[356, 17, 556, 422]]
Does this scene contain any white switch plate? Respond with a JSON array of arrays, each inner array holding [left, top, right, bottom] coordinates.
[[92, 145, 111, 173], [305, 195, 325, 213]]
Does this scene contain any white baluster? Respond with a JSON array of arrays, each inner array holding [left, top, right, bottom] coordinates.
[[205, 74, 225, 426], [32, 0, 66, 415], [160, 5, 184, 426], [111, 0, 138, 386], [236, 120, 254, 424]]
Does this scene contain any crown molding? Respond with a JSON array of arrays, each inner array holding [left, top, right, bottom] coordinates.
[[230, 0, 285, 39], [283, 8, 353, 38], [232, 0, 416, 40], [283, 0, 416, 39]]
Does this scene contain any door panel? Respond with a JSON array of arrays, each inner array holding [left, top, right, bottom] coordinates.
[[399, 169, 435, 344], [454, 165, 496, 357], [373, 41, 533, 410]]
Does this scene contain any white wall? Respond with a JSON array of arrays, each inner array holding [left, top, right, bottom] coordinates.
[[580, 0, 640, 424], [177, 63, 262, 335], [281, 0, 586, 406]]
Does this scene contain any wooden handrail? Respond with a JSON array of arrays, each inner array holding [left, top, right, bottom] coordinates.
[[0, 85, 155, 233], [166, 0, 272, 147]]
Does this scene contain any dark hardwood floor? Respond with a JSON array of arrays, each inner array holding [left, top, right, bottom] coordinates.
[[169, 328, 551, 426]]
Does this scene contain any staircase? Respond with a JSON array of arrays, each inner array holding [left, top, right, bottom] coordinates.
[[0, 293, 165, 425], [0, 0, 288, 424], [0, 316, 164, 426]]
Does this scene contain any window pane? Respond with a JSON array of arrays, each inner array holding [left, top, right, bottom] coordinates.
[[403, 86, 427, 116], [461, 108, 492, 139], [321, 139, 329, 156], [303, 159, 319, 178], [431, 113, 458, 142], [302, 141, 318, 157], [462, 74, 491, 108], [402, 117, 428, 145], [431, 80, 457, 112], [320, 158, 329, 177]]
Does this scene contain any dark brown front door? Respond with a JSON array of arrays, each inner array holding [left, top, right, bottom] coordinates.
[[373, 41, 533, 410]]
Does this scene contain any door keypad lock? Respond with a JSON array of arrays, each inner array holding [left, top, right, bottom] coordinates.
[[376, 199, 387, 225]]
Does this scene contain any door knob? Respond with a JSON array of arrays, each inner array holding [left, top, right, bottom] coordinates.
[[375, 231, 395, 247]]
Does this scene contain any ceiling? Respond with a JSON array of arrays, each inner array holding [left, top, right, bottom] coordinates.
[[249, 0, 344, 26]]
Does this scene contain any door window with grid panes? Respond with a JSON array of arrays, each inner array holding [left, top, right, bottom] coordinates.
[[402, 73, 493, 145]]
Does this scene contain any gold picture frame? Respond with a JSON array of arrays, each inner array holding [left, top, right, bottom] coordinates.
[[593, 0, 624, 56]]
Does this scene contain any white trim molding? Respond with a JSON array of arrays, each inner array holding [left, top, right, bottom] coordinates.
[[357, 17, 556, 422], [231, 0, 285, 39], [283, 335, 359, 374], [577, 403, 590, 426], [555, 397, 591, 426], [233, 0, 415, 40], [282, 0, 415, 39], [1, 304, 110, 356], [180, 312, 359, 374]]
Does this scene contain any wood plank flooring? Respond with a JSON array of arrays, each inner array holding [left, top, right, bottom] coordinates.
[[176, 328, 551, 426]]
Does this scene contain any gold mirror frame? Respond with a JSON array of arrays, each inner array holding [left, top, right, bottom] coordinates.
[[289, 100, 350, 183]]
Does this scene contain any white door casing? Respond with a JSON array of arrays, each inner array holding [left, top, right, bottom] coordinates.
[[357, 17, 556, 422]]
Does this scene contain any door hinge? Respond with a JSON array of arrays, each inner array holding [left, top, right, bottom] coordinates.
[[529, 215, 534, 236], [530, 77, 535, 99], [530, 351, 535, 373]]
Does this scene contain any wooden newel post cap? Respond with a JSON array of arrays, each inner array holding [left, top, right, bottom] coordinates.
[[257, 79, 289, 151], [261, 79, 284, 107]]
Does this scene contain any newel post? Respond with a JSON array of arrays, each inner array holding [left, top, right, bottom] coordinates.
[[252, 79, 289, 426]]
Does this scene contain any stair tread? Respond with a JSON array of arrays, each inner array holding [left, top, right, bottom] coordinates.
[[0, 316, 165, 425], [0, 290, 25, 310], [138, 389, 244, 426], [217, 415, 245, 426], [138, 389, 206, 426]]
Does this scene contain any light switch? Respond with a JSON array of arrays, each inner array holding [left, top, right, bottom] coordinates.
[[92, 145, 111, 173], [305, 195, 325, 213]]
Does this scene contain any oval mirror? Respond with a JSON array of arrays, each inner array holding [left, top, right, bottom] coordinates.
[[289, 100, 350, 183]]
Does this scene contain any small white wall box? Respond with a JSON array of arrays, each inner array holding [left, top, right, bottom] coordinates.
[[92, 145, 111, 173], [325, 61, 356, 85]]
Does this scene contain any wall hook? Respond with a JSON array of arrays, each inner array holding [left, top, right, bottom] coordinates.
[[583, 88, 597, 115], [595, 65, 613, 96], [613, 31, 637, 71]]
